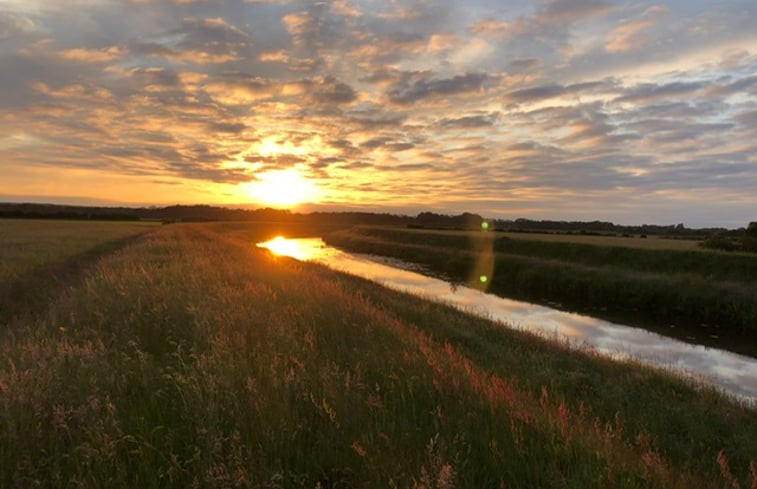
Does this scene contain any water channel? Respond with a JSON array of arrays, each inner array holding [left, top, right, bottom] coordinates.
[[257, 236, 757, 405]]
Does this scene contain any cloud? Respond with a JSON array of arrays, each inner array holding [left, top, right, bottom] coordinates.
[[1, 0, 756, 224], [438, 113, 499, 128], [295, 76, 357, 105], [134, 43, 241, 63], [244, 0, 295, 4], [361, 136, 414, 151], [331, 0, 361, 18], [128, 66, 182, 87], [470, 17, 529, 40], [259, 49, 289, 63], [538, 0, 614, 24], [128, 16, 252, 65], [427, 33, 461, 53], [58, 46, 126, 63], [707, 74, 757, 97], [615, 81, 706, 104], [606, 6, 671, 53], [0, 11, 38, 40], [735, 109, 757, 127], [509, 58, 541, 71], [203, 76, 277, 105], [503, 81, 609, 104], [348, 33, 426, 63], [282, 11, 312, 37], [387, 72, 489, 105], [471, 0, 614, 41]]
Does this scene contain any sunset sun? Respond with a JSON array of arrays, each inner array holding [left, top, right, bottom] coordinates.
[[244, 168, 321, 208]]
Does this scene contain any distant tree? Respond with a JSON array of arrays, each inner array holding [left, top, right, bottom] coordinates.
[[747, 222, 757, 238]]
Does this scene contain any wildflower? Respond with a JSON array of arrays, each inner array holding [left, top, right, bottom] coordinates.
[[352, 441, 367, 457], [437, 464, 455, 489]]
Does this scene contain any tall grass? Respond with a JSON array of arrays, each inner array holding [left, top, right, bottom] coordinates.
[[325, 228, 757, 343], [344, 227, 757, 282], [1, 223, 755, 487]]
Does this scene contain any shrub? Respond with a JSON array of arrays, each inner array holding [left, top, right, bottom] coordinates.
[[741, 237, 757, 253], [700, 236, 738, 252]]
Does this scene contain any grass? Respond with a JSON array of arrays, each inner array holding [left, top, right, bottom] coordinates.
[[0, 219, 156, 283], [324, 227, 757, 352], [409, 227, 703, 251], [340, 227, 757, 282], [0, 219, 157, 327], [1, 221, 756, 488]]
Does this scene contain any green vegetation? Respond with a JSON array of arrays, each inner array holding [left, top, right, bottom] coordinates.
[[0, 219, 157, 325], [0, 219, 156, 283], [1, 222, 756, 487], [698, 222, 757, 253], [494, 230, 701, 251], [325, 226, 757, 350]]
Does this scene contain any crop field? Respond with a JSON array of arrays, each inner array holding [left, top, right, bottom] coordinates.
[[0, 219, 156, 283], [1, 221, 756, 488], [0, 219, 158, 326], [325, 226, 757, 355]]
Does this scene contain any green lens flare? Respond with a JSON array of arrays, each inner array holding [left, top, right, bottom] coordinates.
[[481, 221, 489, 231], [480, 275, 488, 283]]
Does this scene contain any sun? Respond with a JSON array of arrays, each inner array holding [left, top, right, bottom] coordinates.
[[243, 168, 321, 208]]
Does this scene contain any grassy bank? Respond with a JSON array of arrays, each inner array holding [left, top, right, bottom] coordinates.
[[325, 227, 757, 352], [1, 222, 756, 487]]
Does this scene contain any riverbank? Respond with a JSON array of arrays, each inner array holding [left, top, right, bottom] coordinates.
[[324, 226, 757, 357], [2, 221, 756, 487]]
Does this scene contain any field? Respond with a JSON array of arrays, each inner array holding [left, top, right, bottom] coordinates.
[[0, 219, 156, 283], [1, 221, 756, 488], [411, 228, 703, 251], [325, 226, 757, 355], [0, 219, 157, 326]]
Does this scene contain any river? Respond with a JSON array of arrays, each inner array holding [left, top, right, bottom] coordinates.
[[257, 236, 757, 405]]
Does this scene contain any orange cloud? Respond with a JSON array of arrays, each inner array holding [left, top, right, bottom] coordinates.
[[606, 6, 670, 53], [59, 46, 125, 63]]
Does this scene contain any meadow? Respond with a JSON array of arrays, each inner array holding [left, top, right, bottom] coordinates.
[[0, 219, 157, 326], [325, 226, 757, 355], [1, 220, 756, 488], [410, 228, 704, 251], [0, 219, 156, 283]]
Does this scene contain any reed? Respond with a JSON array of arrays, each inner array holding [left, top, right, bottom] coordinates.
[[325, 227, 757, 345]]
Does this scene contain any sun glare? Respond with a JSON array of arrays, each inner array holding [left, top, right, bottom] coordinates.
[[243, 168, 321, 208], [256, 236, 326, 261], [258, 236, 300, 257]]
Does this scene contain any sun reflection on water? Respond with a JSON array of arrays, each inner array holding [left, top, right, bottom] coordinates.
[[256, 236, 328, 261]]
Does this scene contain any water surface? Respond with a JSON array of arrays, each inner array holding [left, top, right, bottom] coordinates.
[[257, 236, 757, 404]]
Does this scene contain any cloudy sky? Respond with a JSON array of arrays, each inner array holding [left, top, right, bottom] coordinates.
[[1, 0, 755, 226]]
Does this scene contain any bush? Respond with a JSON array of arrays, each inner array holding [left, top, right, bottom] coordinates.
[[700, 236, 738, 251], [741, 237, 757, 253]]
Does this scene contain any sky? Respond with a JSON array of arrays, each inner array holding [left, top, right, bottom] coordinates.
[[0, 0, 755, 226]]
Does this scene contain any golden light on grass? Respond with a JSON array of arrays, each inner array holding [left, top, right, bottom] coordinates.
[[242, 168, 321, 208]]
